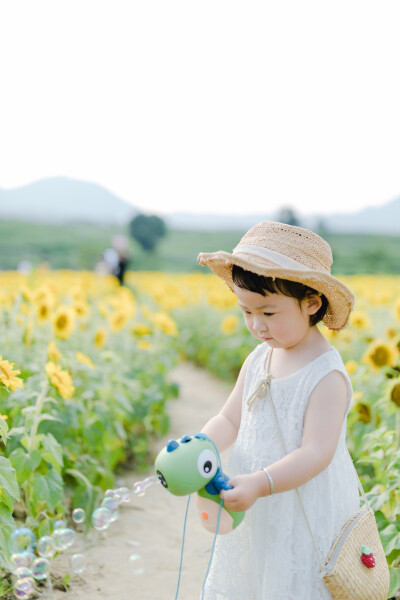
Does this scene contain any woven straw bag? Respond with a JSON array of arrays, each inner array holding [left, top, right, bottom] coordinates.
[[259, 374, 390, 600]]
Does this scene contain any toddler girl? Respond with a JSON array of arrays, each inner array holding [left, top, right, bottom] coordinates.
[[197, 221, 360, 600]]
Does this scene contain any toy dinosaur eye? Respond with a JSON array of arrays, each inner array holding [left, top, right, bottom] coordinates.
[[197, 449, 218, 479]]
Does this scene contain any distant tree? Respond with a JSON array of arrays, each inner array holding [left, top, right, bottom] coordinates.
[[129, 214, 167, 252], [275, 206, 301, 227]]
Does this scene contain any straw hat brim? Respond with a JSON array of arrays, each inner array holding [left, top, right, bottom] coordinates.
[[197, 250, 354, 331]]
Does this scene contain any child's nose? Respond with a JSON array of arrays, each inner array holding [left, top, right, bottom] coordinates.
[[253, 315, 268, 332]]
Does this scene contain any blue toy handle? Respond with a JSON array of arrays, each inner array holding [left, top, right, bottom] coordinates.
[[213, 471, 233, 492]]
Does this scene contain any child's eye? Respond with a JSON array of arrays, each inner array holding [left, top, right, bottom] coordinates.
[[263, 313, 274, 317]]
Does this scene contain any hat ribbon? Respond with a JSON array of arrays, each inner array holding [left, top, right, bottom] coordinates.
[[232, 245, 310, 272]]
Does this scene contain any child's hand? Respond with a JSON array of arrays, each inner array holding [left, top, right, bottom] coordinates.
[[220, 471, 269, 512]]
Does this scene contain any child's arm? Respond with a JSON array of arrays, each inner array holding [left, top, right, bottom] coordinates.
[[201, 354, 251, 453], [220, 370, 349, 511]]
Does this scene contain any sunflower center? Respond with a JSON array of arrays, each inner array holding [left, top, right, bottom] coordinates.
[[56, 315, 68, 330], [370, 346, 389, 367], [391, 384, 400, 408]]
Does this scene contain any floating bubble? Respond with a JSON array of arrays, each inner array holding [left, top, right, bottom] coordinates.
[[8, 529, 36, 555], [53, 519, 67, 531], [91, 507, 112, 531], [12, 567, 33, 582], [72, 508, 85, 524], [129, 553, 144, 575], [132, 475, 159, 496], [69, 553, 86, 574], [104, 489, 114, 497], [112, 489, 122, 504], [13, 576, 35, 599], [52, 527, 76, 551], [31, 557, 50, 580], [10, 552, 35, 572], [37, 536, 55, 559], [101, 496, 118, 513], [117, 486, 131, 503], [100, 497, 118, 523]]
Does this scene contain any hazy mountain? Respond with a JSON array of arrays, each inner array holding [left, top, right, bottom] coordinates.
[[1, 177, 399, 233], [165, 196, 400, 234], [0, 177, 137, 224]]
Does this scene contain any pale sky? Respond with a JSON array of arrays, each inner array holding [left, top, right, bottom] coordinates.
[[1, 1, 400, 217]]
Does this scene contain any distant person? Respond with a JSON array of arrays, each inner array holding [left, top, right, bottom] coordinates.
[[112, 235, 130, 285]]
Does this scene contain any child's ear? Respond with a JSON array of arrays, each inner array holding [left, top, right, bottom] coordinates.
[[305, 293, 323, 315]]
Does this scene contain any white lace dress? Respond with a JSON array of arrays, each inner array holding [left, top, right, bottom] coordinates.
[[202, 343, 360, 600]]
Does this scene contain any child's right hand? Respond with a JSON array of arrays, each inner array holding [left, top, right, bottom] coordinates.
[[220, 471, 270, 512]]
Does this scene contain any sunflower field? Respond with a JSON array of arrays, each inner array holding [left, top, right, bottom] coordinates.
[[1, 270, 400, 595], [0, 269, 180, 578]]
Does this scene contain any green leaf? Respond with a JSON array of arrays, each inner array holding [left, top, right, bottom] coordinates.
[[0, 456, 20, 501], [41, 433, 63, 469], [32, 469, 63, 512], [389, 566, 400, 597], [0, 418, 9, 444], [0, 488, 14, 512], [9, 447, 42, 485]]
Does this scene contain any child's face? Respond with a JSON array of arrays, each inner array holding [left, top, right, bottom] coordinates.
[[233, 284, 320, 349]]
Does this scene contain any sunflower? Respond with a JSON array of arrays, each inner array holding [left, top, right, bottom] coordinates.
[[45, 361, 75, 399], [354, 402, 372, 424], [130, 323, 152, 337], [73, 299, 90, 318], [109, 311, 130, 332], [350, 311, 371, 330], [388, 378, 400, 408], [0, 357, 24, 392], [76, 352, 96, 369], [37, 300, 52, 323], [94, 327, 107, 349], [345, 360, 358, 375], [363, 340, 399, 370], [53, 307, 75, 340], [48, 341, 62, 362], [221, 315, 239, 335], [152, 312, 178, 337], [138, 340, 152, 351]]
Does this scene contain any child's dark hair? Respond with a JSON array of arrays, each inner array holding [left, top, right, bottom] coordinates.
[[232, 265, 329, 327]]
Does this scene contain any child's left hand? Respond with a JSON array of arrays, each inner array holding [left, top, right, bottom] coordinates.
[[220, 471, 269, 512]]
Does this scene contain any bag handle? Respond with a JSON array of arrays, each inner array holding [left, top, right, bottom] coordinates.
[[251, 350, 369, 571]]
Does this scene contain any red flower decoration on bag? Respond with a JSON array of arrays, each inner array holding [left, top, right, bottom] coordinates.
[[361, 545, 376, 568]]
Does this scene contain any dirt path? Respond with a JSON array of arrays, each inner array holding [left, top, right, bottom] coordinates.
[[41, 363, 232, 600]]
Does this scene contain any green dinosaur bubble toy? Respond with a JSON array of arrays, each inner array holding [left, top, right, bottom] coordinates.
[[155, 433, 245, 534]]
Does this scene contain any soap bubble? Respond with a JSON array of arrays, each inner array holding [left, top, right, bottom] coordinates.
[[91, 507, 112, 531], [13, 575, 35, 599], [100, 497, 118, 523], [37, 536, 55, 559], [132, 475, 159, 496], [112, 489, 122, 504], [117, 486, 131, 503], [12, 567, 33, 582], [52, 528, 76, 551], [129, 553, 144, 575], [53, 519, 67, 531], [104, 489, 114, 497], [8, 529, 36, 555], [101, 496, 118, 512], [69, 553, 86, 574], [72, 508, 85, 524], [10, 552, 34, 572], [31, 557, 50, 580]]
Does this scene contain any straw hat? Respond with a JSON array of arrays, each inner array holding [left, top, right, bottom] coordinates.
[[197, 221, 354, 330]]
